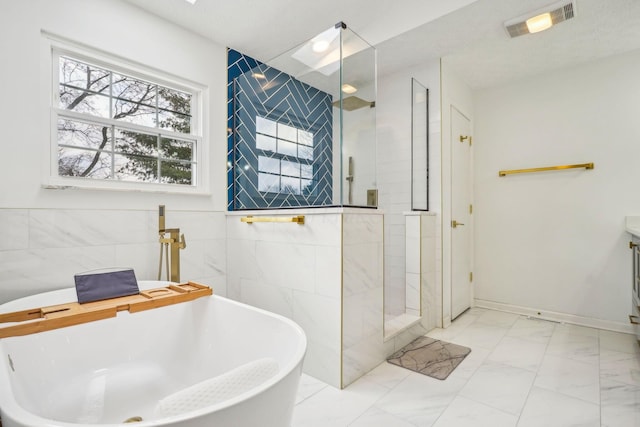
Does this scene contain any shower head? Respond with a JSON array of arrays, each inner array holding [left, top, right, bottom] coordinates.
[[332, 96, 375, 111]]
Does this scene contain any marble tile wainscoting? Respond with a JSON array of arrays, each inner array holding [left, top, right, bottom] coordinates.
[[0, 208, 227, 304], [226, 208, 440, 388]]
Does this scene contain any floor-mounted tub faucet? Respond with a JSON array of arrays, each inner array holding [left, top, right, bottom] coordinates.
[[158, 205, 186, 283]]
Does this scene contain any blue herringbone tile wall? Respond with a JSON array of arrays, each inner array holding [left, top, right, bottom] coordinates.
[[227, 49, 333, 210]]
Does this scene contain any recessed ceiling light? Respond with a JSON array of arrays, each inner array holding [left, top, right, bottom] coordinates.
[[504, 0, 576, 38], [341, 84, 358, 94], [184, 0, 197, 4], [526, 13, 553, 33]]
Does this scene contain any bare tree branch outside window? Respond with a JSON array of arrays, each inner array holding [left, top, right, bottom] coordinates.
[[56, 56, 195, 185]]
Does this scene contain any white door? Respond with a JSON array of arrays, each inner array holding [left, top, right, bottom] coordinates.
[[451, 106, 472, 320]]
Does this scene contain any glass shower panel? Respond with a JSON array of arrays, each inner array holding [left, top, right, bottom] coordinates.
[[339, 26, 377, 207], [411, 78, 429, 211]]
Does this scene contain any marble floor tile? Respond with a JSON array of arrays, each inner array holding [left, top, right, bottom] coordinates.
[[363, 360, 411, 389], [517, 387, 600, 427], [373, 371, 467, 426], [534, 354, 600, 403], [447, 346, 491, 380], [600, 378, 640, 427], [459, 361, 536, 415], [487, 336, 547, 372], [553, 323, 600, 338], [600, 348, 640, 387], [432, 396, 518, 427], [289, 308, 637, 427], [599, 329, 640, 354], [349, 406, 417, 427], [506, 317, 556, 344], [474, 310, 521, 328], [448, 322, 510, 350], [545, 328, 600, 365], [291, 377, 389, 427], [296, 374, 328, 404]]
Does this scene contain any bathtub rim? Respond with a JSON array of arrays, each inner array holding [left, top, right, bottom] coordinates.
[[0, 281, 307, 427]]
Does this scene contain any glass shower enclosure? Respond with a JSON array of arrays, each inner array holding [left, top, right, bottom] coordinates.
[[229, 22, 377, 209]]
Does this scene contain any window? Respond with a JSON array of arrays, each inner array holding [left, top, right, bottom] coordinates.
[[50, 47, 203, 190], [255, 116, 315, 196]]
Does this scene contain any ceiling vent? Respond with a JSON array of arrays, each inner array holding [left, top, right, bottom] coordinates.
[[504, 0, 576, 38]]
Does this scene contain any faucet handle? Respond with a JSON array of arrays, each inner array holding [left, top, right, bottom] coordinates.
[[179, 233, 187, 249]]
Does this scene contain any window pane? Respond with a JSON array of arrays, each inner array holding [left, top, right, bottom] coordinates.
[[258, 173, 279, 193], [277, 140, 297, 157], [256, 116, 276, 137], [114, 154, 158, 183], [60, 57, 110, 93], [115, 128, 158, 157], [161, 138, 193, 161], [158, 109, 191, 134], [113, 99, 156, 127], [281, 177, 300, 195], [281, 160, 300, 177], [158, 87, 191, 116], [299, 130, 314, 146], [298, 144, 314, 160], [160, 160, 193, 185], [277, 123, 298, 142], [256, 134, 276, 152], [58, 147, 111, 179], [258, 156, 279, 174], [301, 164, 313, 179], [59, 86, 110, 117], [58, 118, 110, 150], [112, 73, 156, 104]]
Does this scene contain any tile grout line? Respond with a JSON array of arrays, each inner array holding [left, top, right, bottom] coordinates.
[[512, 318, 557, 426]]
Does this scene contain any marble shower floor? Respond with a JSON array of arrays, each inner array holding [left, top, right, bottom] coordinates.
[[292, 307, 640, 427]]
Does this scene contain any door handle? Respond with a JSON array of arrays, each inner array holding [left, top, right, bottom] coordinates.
[[631, 241, 638, 249], [451, 220, 465, 228], [630, 314, 640, 325]]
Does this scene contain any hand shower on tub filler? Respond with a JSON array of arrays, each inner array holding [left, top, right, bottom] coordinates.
[[157, 205, 186, 283]]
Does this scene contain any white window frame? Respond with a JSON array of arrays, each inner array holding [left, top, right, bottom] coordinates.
[[43, 34, 209, 194]]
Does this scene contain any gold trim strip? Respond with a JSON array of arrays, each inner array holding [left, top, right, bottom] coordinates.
[[240, 215, 305, 225], [498, 162, 594, 177]]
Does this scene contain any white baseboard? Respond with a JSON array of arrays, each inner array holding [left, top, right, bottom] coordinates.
[[474, 299, 634, 335]]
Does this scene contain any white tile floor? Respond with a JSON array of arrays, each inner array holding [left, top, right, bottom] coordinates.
[[292, 308, 640, 427]]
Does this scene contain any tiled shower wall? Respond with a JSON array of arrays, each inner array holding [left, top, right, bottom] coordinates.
[[377, 60, 442, 320], [0, 208, 227, 304]]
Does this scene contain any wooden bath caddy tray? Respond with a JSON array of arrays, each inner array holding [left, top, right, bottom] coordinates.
[[0, 282, 212, 339]]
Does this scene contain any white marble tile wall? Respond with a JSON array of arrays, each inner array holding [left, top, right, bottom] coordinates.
[[226, 210, 343, 388], [405, 215, 421, 313], [0, 208, 227, 304], [421, 214, 441, 330], [227, 209, 412, 389], [342, 212, 386, 387], [376, 61, 442, 322]]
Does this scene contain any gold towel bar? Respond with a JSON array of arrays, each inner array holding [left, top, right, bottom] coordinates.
[[498, 162, 594, 177], [241, 215, 305, 225]]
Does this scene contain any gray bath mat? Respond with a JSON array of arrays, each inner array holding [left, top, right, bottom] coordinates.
[[387, 336, 471, 380]]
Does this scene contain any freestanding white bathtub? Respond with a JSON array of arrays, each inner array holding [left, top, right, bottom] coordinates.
[[0, 281, 306, 427]]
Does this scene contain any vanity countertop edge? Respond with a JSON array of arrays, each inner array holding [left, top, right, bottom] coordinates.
[[625, 216, 640, 237]]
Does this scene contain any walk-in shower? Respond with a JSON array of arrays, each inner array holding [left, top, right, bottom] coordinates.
[[227, 22, 377, 209]]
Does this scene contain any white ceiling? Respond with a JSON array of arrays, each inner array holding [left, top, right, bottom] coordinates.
[[124, 0, 640, 89]]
